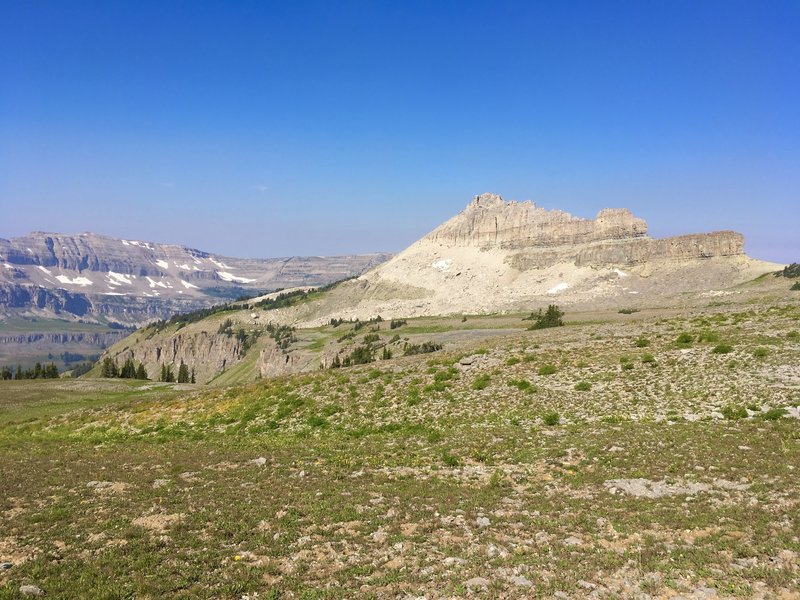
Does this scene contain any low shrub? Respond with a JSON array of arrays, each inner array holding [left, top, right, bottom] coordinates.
[[721, 405, 748, 420], [574, 381, 591, 391], [538, 364, 557, 376], [472, 374, 491, 390], [712, 343, 733, 354], [762, 407, 788, 420], [542, 411, 560, 426]]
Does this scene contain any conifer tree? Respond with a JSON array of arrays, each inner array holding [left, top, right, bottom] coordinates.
[[135, 363, 147, 380], [177, 361, 190, 383]]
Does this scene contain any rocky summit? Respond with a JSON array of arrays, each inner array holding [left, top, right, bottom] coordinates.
[[0, 232, 391, 326], [314, 193, 775, 321]]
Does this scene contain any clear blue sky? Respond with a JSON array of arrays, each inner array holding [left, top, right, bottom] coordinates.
[[1, 1, 798, 262]]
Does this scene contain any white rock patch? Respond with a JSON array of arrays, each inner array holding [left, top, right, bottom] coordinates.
[[56, 275, 92, 286], [547, 282, 569, 295], [432, 259, 453, 272]]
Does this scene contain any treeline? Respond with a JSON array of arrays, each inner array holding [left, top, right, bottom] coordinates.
[[101, 357, 148, 379], [100, 357, 195, 383], [1, 363, 60, 380], [777, 263, 799, 278], [328, 338, 442, 369]]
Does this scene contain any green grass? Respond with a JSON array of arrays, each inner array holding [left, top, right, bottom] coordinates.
[[1, 301, 798, 598]]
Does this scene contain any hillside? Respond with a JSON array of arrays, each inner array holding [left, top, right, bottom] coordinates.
[[1, 294, 798, 597]]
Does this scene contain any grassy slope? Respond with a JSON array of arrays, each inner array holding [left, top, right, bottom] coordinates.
[[0, 300, 798, 598]]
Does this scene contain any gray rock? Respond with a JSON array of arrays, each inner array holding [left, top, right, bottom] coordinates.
[[475, 516, 490, 528], [465, 577, 490, 590], [510, 575, 533, 587], [19, 585, 45, 597], [0, 562, 12, 570]]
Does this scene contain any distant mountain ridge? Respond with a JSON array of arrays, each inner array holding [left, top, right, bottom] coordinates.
[[0, 231, 391, 325]]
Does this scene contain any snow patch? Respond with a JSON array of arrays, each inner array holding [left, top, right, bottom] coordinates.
[[217, 271, 256, 284], [175, 263, 191, 270], [209, 258, 232, 269], [56, 275, 93, 286], [3, 263, 13, 269], [37, 266, 52, 275], [145, 276, 169, 289], [107, 271, 133, 285], [547, 282, 569, 295], [181, 280, 198, 289], [155, 259, 169, 269], [432, 259, 453, 272], [102, 292, 126, 296]]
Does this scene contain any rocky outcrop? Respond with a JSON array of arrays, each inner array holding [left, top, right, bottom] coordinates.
[[426, 193, 742, 264], [303, 192, 777, 322], [256, 343, 313, 379], [111, 330, 247, 385], [425, 193, 648, 249]]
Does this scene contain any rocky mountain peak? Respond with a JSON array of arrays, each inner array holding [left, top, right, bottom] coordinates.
[[426, 193, 648, 249]]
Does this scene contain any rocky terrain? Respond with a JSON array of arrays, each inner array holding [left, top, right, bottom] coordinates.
[[310, 193, 778, 322], [1, 290, 797, 598], [0, 232, 391, 326], [93, 193, 786, 385]]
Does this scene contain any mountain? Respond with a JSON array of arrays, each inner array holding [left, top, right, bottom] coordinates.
[[0, 232, 391, 326], [305, 193, 778, 321], [93, 193, 783, 385]]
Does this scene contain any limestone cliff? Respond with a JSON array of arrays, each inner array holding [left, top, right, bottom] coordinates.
[[301, 193, 778, 323]]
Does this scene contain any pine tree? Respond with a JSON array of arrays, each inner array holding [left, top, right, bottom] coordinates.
[[177, 361, 190, 383], [135, 363, 147, 380], [190, 368, 195, 384], [101, 357, 119, 378], [161, 364, 175, 383]]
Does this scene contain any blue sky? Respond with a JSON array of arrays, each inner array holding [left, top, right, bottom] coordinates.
[[1, 1, 798, 262]]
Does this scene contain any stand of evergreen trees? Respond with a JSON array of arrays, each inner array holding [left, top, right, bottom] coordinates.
[[1, 363, 59, 380], [160, 361, 195, 383], [101, 357, 148, 380]]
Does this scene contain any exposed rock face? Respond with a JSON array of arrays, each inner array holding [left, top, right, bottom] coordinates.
[[426, 193, 742, 263], [257, 343, 314, 379], [0, 232, 391, 325], [426, 193, 648, 249], [112, 330, 247, 384], [302, 193, 777, 323]]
